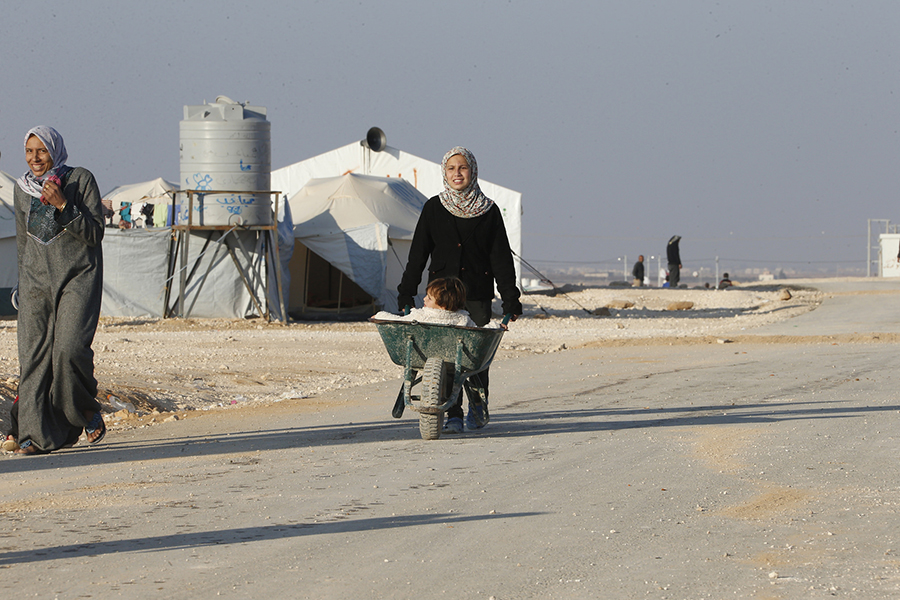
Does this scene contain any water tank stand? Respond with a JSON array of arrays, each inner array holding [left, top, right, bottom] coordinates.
[[163, 189, 286, 322]]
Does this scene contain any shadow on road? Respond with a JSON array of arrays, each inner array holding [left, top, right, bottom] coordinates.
[[0, 510, 543, 566], [488, 398, 900, 437], [3, 396, 894, 474]]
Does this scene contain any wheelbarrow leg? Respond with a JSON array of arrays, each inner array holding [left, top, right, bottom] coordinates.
[[393, 336, 417, 419], [392, 388, 406, 418], [392, 336, 424, 418], [392, 369, 421, 418]]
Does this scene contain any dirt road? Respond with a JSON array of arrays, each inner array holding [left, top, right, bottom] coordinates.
[[2, 279, 900, 598]]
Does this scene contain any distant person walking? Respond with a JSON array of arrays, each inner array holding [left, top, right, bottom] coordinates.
[[632, 255, 645, 287], [10, 126, 107, 455], [667, 235, 682, 288]]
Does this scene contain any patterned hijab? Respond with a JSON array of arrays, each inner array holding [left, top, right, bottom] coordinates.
[[17, 126, 71, 198], [438, 146, 493, 218]]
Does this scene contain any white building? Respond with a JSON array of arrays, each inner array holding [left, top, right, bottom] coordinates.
[[878, 233, 900, 277]]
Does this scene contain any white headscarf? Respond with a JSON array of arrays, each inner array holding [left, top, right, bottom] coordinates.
[[17, 126, 71, 197], [438, 147, 494, 218]]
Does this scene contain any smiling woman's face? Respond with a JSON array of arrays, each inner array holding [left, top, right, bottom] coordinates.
[[25, 135, 53, 177], [444, 154, 471, 191]]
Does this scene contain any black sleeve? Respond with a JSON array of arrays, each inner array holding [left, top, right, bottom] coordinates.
[[488, 208, 522, 316], [397, 199, 436, 309]]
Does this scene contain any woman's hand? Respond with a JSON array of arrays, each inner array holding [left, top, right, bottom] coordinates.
[[41, 177, 66, 210]]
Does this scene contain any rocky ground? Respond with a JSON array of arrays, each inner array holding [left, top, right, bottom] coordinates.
[[0, 282, 821, 439]]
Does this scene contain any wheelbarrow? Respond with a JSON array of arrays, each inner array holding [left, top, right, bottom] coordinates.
[[370, 315, 510, 440]]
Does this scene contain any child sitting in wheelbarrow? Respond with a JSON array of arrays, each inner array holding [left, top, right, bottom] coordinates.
[[373, 277, 479, 327]]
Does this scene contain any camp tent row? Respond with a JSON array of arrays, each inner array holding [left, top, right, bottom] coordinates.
[[0, 137, 523, 319]]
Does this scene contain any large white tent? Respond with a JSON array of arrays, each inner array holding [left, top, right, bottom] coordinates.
[[0, 170, 18, 292], [286, 173, 427, 315], [272, 138, 523, 287]]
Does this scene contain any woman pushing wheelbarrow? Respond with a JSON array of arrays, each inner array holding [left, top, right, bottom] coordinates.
[[391, 146, 522, 436]]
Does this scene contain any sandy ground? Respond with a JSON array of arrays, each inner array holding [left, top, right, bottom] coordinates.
[[0, 282, 821, 438]]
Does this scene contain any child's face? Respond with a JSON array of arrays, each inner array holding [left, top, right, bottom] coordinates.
[[424, 292, 439, 309]]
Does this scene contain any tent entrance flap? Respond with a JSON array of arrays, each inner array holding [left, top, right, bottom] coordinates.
[[286, 174, 426, 314], [292, 247, 375, 318], [288, 222, 394, 317]]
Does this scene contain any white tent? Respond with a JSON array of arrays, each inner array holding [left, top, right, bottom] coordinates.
[[286, 173, 427, 315], [103, 177, 178, 227], [0, 170, 18, 290], [272, 139, 523, 286]]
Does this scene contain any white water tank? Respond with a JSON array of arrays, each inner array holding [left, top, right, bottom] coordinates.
[[179, 96, 271, 225]]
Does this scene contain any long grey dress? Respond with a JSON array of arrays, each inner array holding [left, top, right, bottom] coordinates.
[[14, 167, 104, 451]]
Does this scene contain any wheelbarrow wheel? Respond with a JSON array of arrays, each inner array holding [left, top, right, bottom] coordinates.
[[420, 357, 449, 440]]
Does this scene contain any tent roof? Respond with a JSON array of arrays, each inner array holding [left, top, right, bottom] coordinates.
[[290, 173, 426, 240], [104, 177, 178, 208]]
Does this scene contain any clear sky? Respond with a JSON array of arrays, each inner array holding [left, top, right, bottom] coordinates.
[[2, 1, 897, 276]]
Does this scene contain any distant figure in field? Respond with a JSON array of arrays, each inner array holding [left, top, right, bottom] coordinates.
[[632, 255, 645, 287], [718, 273, 733, 289], [667, 235, 682, 288]]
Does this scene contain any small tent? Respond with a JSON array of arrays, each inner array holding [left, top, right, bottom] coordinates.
[[103, 177, 178, 228], [99, 176, 292, 319], [286, 173, 427, 317]]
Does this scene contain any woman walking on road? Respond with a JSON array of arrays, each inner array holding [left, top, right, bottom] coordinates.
[[397, 146, 522, 434], [11, 126, 107, 454]]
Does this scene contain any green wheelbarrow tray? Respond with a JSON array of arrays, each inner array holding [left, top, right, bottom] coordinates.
[[370, 318, 507, 417]]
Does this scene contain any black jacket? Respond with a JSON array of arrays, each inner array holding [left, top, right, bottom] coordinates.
[[667, 240, 681, 265], [398, 196, 522, 315], [632, 261, 644, 280]]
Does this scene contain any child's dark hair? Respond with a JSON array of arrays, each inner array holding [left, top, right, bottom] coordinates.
[[427, 277, 468, 312]]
